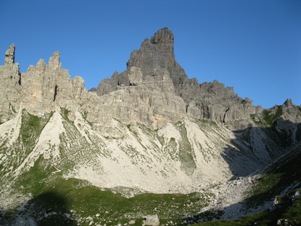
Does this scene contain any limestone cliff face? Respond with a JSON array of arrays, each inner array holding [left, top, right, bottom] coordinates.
[[127, 27, 187, 87], [0, 41, 186, 131], [0, 28, 300, 132], [84, 66, 186, 131], [97, 28, 259, 130], [0, 28, 301, 206], [0, 51, 86, 122], [0, 44, 21, 122]]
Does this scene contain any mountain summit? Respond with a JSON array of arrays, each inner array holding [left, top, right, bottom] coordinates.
[[126, 27, 187, 86], [95, 28, 264, 130], [0, 28, 301, 225], [96, 28, 187, 98], [128, 27, 176, 70]]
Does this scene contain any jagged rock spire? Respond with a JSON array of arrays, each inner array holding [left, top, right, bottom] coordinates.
[[5, 44, 15, 65], [150, 27, 174, 45], [49, 51, 61, 70], [125, 27, 187, 91], [127, 28, 177, 75], [284, 98, 293, 107]]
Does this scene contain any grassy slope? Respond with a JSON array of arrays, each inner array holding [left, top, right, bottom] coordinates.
[[5, 168, 211, 225], [1, 111, 213, 225], [2, 107, 301, 225], [194, 188, 301, 226]]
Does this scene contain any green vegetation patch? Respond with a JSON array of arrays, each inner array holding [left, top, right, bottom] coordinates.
[[176, 122, 197, 175], [7, 173, 211, 225], [197, 119, 218, 128], [262, 107, 283, 126], [61, 108, 71, 122], [5, 148, 211, 225], [164, 137, 178, 160], [0, 110, 52, 178], [193, 139, 301, 226], [20, 110, 49, 147], [251, 107, 283, 127], [245, 145, 301, 208], [245, 173, 282, 208], [13, 156, 58, 195], [194, 189, 301, 226], [283, 190, 301, 224]]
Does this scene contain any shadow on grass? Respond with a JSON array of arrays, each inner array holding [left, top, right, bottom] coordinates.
[[0, 190, 77, 226]]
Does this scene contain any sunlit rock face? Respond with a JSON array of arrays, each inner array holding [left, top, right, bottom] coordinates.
[[96, 28, 259, 130], [0, 27, 300, 132], [4, 43, 15, 65], [1, 28, 301, 226], [0, 28, 300, 197]]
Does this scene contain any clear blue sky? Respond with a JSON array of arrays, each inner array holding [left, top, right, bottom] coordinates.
[[0, 0, 300, 108]]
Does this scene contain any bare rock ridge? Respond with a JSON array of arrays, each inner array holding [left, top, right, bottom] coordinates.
[[1, 28, 301, 223], [95, 27, 186, 97], [127, 27, 187, 88], [0, 28, 300, 132], [97, 28, 260, 129], [97, 28, 187, 96], [0, 41, 185, 131]]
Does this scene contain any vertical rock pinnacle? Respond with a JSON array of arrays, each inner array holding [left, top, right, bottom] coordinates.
[[5, 44, 15, 65], [49, 51, 61, 70]]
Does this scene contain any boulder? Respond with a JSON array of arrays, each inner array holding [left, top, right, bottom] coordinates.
[[143, 214, 160, 226]]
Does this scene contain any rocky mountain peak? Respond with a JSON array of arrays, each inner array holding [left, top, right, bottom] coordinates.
[[284, 98, 293, 107], [48, 51, 61, 70], [36, 59, 46, 71], [126, 27, 177, 76], [1, 29, 301, 226], [1, 29, 298, 131], [94, 28, 261, 129], [98, 28, 187, 97], [150, 27, 174, 45], [4, 43, 15, 65]]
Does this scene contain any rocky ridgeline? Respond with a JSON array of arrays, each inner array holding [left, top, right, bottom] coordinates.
[[1, 29, 301, 225], [97, 28, 262, 130], [0, 28, 300, 132]]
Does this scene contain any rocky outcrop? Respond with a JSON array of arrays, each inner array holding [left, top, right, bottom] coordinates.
[[265, 99, 301, 145], [0, 28, 299, 131], [127, 27, 187, 87], [281, 99, 301, 123], [96, 28, 258, 129], [0, 45, 186, 131], [0, 50, 87, 123], [1, 30, 301, 225], [15, 52, 84, 116], [97, 28, 187, 95], [184, 80, 259, 130], [143, 215, 160, 226], [0, 45, 21, 122], [4, 44, 15, 65], [83, 66, 186, 131]]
